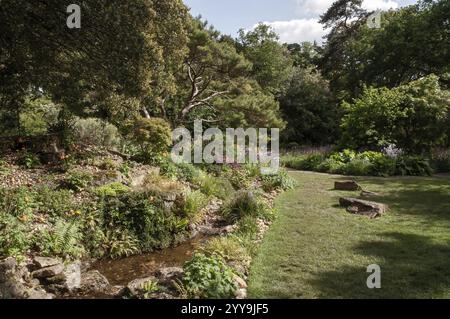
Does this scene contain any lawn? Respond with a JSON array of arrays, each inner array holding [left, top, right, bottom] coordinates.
[[248, 171, 450, 298]]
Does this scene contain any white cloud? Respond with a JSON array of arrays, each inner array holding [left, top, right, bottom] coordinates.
[[261, 19, 328, 44], [258, 0, 400, 44], [295, 0, 399, 16]]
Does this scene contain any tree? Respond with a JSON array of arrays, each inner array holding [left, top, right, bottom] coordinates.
[[340, 75, 450, 153], [279, 68, 340, 146], [286, 42, 321, 69], [0, 0, 190, 131], [237, 24, 294, 96]]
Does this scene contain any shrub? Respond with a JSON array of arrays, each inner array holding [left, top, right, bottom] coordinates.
[[261, 170, 296, 192], [94, 182, 130, 198], [342, 159, 372, 176], [395, 156, 433, 176], [183, 253, 237, 299], [34, 187, 75, 219], [198, 173, 235, 200], [370, 156, 396, 177], [183, 190, 208, 222], [0, 187, 37, 217], [105, 228, 141, 259], [63, 170, 93, 191], [431, 149, 450, 173], [202, 237, 251, 272], [316, 158, 345, 174], [101, 191, 187, 252], [221, 191, 273, 223], [34, 219, 85, 259], [131, 118, 172, 161], [175, 163, 201, 183], [73, 117, 122, 149], [0, 212, 31, 260], [20, 153, 41, 169]]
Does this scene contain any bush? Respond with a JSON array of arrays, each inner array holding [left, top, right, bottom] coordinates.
[[94, 182, 130, 198], [395, 156, 433, 176], [175, 163, 202, 183], [261, 170, 296, 192], [63, 170, 93, 191], [101, 191, 188, 252], [73, 117, 122, 149], [370, 156, 396, 177], [183, 190, 208, 222], [221, 191, 273, 223], [183, 253, 237, 299], [131, 118, 172, 161], [0, 212, 31, 260], [34, 187, 75, 219], [105, 228, 141, 259], [0, 187, 37, 217], [202, 237, 251, 273], [431, 149, 450, 173], [20, 153, 41, 169], [197, 173, 235, 200], [342, 159, 372, 176]]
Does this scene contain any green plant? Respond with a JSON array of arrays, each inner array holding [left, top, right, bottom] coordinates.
[[63, 170, 93, 191], [261, 170, 296, 191], [34, 219, 85, 259], [176, 162, 201, 183], [183, 253, 237, 299], [141, 280, 160, 298], [130, 118, 172, 162], [119, 162, 132, 178], [183, 190, 208, 222], [0, 158, 11, 176], [98, 158, 118, 171], [342, 159, 372, 176], [0, 187, 37, 218], [202, 237, 251, 272], [0, 212, 31, 260], [21, 153, 41, 169], [221, 191, 273, 223], [105, 228, 141, 259], [222, 166, 254, 190], [34, 187, 75, 219], [94, 182, 130, 198], [101, 191, 187, 252], [73, 117, 123, 149], [198, 173, 235, 200], [395, 156, 433, 176]]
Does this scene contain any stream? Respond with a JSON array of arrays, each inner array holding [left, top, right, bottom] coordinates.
[[90, 235, 209, 286]]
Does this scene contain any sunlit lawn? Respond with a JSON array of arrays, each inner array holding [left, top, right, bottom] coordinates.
[[248, 171, 450, 298]]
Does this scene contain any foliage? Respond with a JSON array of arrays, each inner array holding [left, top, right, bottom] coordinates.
[[101, 191, 188, 252], [341, 75, 450, 153], [183, 190, 208, 222], [395, 156, 433, 176], [34, 187, 75, 219], [20, 153, 41, 169], [183, 253, 237, 299], [105, 228, 141, 259], [221, 191, 273, 223], [202, 237, 251, 271], [261, 170, 297, 192], [0, 212, 31, 260], [63, 170, 93, 192], [94, 182, 131, 198], [130, 118, 172, 161], [34, 219, 85, 259], [197, 172, 235, 200], [280, 67, 340, 146], [73, 118, 122, 149]]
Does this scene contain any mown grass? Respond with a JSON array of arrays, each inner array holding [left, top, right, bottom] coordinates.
[[248, 171, 450, 298]]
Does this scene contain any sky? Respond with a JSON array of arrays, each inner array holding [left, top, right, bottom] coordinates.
[[183, 0, 419, 44]]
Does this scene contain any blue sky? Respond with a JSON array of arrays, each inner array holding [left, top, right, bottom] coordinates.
[[183, 0, 419, 43]]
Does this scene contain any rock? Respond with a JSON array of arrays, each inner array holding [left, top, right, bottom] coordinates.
[[156, 267, 183, 285], [361, 190, 379, 197], [339, 197, 388, 219], [110, 285, 127, 297], [235, 288, 247, 299], [26, 288, 54, 299], [234, 275, 247, 289], [46, 262, 81, 293], [63, 262, 81, 292], [32, 264, 64, 279], [80, 270, 110, 293], [33, 257, 61, 269], [335, 181, 362, 191], [126, 276, 157, 297]]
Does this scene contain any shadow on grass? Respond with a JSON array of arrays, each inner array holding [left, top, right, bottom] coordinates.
[[307, 232, 450, 298], [334, 176, 450, 222]]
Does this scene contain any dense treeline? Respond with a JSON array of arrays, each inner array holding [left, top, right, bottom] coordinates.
[[0, 0, 449, 153]]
